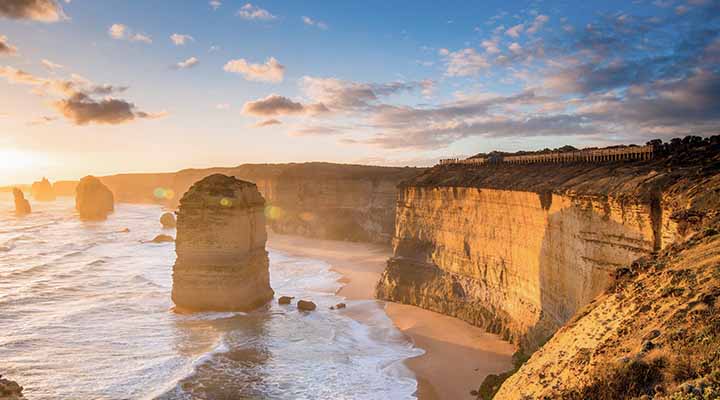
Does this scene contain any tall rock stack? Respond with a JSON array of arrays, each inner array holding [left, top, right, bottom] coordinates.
[[75, 176, 114, 220], [12, 188, 31, 215], [171, 174, 274, 311], [31, 177, 56, 201]]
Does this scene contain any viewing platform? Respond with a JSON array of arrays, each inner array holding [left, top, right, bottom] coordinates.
[[438, 144, 655, 167]]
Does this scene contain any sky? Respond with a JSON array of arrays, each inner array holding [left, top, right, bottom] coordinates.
[[0, 0, 718, 185]]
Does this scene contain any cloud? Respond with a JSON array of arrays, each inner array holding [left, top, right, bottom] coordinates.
[[254, 118, 281, 127], [237, 3, 276, 21], [216, 103, 230, 109], [300, 77, 425, 111], [241, 94, 328, 117], [0, 66, 160, 125], [527, 15, 549, 34], [505, 24, 524, 38], [302, 16, 328, 30], [442, 48, 490, 76], [209, 0, 221, 10], [41, 59, 63, 70], [288, 125, 340, 136], [27, 115, 58, 126], [174, 56, 199, 69], [481, 38, 501, 54], [170, 33, 194, 45], [108, 24, 127, 39], [0, 35, 17, 55], [109, 24, 152, 43], [223, 57, 285, 83], [0, 0, 65, 22]]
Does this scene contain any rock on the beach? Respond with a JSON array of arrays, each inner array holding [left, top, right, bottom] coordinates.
[[75, 176, 114, 221], [31, 177, 56, 201], [335, 303, 346, 309], [151, 234, 174, 243], [12, 188, 31, 215], [160, 212, 176, 228], [278, 296, 294, 305], [297, 300, 317, 311], [0, 375, 25, 400], [171, 174, 274, 311]]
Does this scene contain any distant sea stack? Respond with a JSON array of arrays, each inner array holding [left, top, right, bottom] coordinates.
[[75, 176, 114, 220], [31, 177, 56, 201], [160, 212, 176, 228], [171, 174, 274, 311], [0, 375, 25, 400], [12, 188, 31, 215]]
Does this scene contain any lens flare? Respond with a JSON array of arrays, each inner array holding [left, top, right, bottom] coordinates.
[[220, 198, 232, 207], [264, 205, 285, 220], [154, 187, 176, 200]]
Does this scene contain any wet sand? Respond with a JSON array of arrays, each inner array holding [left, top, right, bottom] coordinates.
[[267, 233, 516, 400]]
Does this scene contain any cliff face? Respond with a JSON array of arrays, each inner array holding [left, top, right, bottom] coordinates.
[[377, 141, 720, 352], [171, 174, 274, 311], [494, 225, 720, 400], [99, 163, 422, 244]]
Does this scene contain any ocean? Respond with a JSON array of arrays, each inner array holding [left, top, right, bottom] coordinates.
[[0, 195, 421, 399]]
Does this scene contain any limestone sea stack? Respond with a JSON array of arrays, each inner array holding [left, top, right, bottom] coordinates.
[[171, 174, 274, 311], [31, 177, 56, 201], [75, 176, 114, 220], [12, 188, 31, 215]]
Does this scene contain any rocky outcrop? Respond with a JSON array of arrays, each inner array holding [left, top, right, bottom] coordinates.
[[31, 177, 55, 201], [494, 225, 720, 400], [75, 176, 114, 220], [12, 188, 30, 215], [160, 212, 176, 228], [377, 137, 720, 353], [171, 174, 274, 311], [0, 375, 25, 400], [297, 300, 317, 311]]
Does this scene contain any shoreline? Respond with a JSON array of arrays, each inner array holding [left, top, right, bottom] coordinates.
[[267, 233, 516, 400]]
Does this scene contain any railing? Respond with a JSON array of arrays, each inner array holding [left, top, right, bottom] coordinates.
[[439, 145, 654, 167]]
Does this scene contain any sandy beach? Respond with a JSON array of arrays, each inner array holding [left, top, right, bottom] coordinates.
[[267, 233, 516, 400]]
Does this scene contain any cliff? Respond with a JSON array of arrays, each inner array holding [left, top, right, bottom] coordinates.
[[494, 224, 720, 399], [95, 163, 422, 243], [171, 174, 274, 311], [377, 137, 720, 353]]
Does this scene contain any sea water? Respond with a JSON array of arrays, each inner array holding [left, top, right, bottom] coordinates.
[[0, 195, 421, 399]]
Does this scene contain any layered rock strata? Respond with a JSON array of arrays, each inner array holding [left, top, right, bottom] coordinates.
[[12, 188, 30, 215], [377, 137, 720, 353], [30, 177, 55, 201], [171, 174, 274, 311], [75, 176, 114, 220]]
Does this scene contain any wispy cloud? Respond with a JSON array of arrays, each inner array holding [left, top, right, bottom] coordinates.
[[209, 0, 221, 10], [302, 16, 328, 30], [41, 59, 63, 70], [440, 48, 490, 77], [173, 56, 199, 69], [170, 33, 194, 46], [223, 57, 285, 83], [241, 94, 328, 117], [237, 3, 276, 21], [108, 24, 152, 43], [254, 118, 281, 127]]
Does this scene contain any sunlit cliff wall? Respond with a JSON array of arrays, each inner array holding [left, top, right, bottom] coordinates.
[[377, 151, 715, 351]]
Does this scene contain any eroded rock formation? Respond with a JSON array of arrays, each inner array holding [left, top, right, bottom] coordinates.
[[171, 174, 274, 311], [160, 212, 176, 228], [12, 188, 30, 215], [31, 177, 56, 201], [75, 176, 114, 220], [0, 375, 24, 400]]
